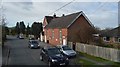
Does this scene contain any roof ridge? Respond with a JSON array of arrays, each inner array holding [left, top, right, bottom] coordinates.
[[63, 11, 82, 17], [45, 11, 87, 29], [51, 11, 82, 21]]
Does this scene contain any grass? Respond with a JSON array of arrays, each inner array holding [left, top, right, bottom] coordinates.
[[78, 58, 96, 65], [74, 52, 120, 66], [79, 52, 107, 62]]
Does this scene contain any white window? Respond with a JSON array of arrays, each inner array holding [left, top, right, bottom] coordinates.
[[103, 37, 110, 41], [52, 29, 54, 39], [59, 29, 62, 40], [103, 37, 106, 41]]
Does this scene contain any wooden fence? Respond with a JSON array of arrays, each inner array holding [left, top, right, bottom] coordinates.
[[68, 42, 120, 62]]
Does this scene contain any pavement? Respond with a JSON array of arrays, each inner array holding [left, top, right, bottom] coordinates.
[[2, 36, 46, 66], [2, 35, 79, 67], [2, 35, 109, 67], [2, 37, 12, 66]]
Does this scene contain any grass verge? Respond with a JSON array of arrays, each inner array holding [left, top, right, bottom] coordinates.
[[74, 52, 120, 66]]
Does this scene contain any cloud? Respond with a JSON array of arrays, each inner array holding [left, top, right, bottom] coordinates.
[[88, 10, 118, 29], [3, 0, 120, 2], [11, 2, 33, 10], [3, 2, 118, 29]]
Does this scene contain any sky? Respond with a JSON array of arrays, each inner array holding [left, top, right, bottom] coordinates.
[[1, 0, 119, 29]]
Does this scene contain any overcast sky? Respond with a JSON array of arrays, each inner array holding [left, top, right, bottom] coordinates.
[[1, 1, 119, 29]]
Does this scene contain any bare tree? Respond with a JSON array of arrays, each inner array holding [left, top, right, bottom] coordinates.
[[0, 4, 7, 47]]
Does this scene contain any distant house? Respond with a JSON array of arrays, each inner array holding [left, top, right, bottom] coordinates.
[[42, 11, 96, 45], [100, 26, 120, 43]]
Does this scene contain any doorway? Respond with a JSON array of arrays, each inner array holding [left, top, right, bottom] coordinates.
[[72, 42, 76, 50], [63, 39, 67, 45]]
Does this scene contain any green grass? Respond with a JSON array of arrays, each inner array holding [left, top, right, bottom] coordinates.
[[79, 52, 107, 62], [78, 58, 96, 65], [74, 56, 96, 67], [75, 52, 120, 66]]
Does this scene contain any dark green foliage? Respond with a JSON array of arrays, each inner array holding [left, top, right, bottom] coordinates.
[[31, 22, 43, 39], [5, 26, 9, 35], [10, 27, 16, 35], [20, 21, 26, 34], [15, 22, 20, 35], [26, 24, 30, 37]]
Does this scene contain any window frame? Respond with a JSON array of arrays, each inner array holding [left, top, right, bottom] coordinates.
[[52, 29, 54, 39], [103, 37, 110, 42], [118, 38, 120, 43], [59, 29, 62, 40]]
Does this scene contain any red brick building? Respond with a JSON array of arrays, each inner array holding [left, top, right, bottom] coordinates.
[[42, 11, 96, 45]]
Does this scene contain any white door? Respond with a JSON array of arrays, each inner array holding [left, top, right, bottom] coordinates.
[[40, 33, 43, 41], [45, 35, 47, 43], [63, 39, 67, 45]]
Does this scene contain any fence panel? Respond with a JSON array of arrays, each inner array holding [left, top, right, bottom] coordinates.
[[68, 42, 120, 62]]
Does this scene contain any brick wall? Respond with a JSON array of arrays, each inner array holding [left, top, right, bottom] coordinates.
[[68, 15, 96, 43], [45, 28, 67, 45]]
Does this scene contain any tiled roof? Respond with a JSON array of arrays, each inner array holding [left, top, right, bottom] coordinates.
[[45, 16, 59, 24], [45, 16, 53, 24], [45, 11, 82, 29], [100, 26, 120, 37]]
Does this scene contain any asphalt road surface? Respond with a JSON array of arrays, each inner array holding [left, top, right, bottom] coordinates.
[[5, 36, 46, 66], [3, 35, 80, 67]]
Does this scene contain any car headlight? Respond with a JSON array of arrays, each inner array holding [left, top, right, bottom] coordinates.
[[31, 45, 34, 47], [52, 59, 57, 62], [63, 51, 69, 55]]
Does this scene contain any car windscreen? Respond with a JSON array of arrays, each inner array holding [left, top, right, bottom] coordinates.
[[62, 46, 71, 50], [31, 41, 38, 44], [30, 38, 35, 40], [47, 48, 61, 55]]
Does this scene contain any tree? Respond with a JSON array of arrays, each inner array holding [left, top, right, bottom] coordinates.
[[100, 27, 113, 35], [15, 22, 20, 35], [20, 21, 26, 34], [5, 26, 9, 35], [94, 26, 101, 33], [10, 27, 16, 35], [31, 22, 43, 39], [26, 23, 30, 37], [1, 17, 7, 47]]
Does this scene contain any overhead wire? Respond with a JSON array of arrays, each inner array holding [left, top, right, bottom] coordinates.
[[47, 0, 76, 15]]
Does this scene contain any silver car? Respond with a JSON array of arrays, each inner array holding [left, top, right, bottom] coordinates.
[[28, 40, 40, 49], [57, 45, 76, 58]]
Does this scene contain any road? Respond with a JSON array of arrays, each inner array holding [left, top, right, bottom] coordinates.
[[3, 36, 46, 66], [3, 35, 80, 67]]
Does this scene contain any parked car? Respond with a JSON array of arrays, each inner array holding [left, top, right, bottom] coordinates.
[[29, 37, 35, 40], [28, 40, 40, 49], [57, 45, 76, 58], [19, 35, 24, 39], [18, 34, 24, 39], [39, 45, 69, 67]]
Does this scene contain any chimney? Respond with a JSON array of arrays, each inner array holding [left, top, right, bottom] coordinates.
[[53, 13, 56, 18], [62, 14, 65, 17]]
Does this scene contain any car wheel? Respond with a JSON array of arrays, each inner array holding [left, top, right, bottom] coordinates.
[[40, 55, 43, 61]]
